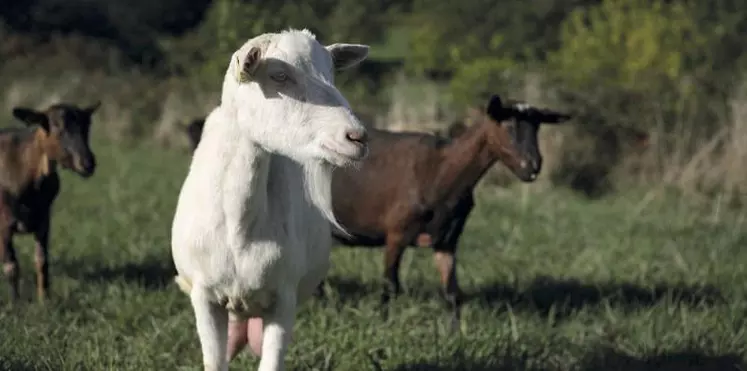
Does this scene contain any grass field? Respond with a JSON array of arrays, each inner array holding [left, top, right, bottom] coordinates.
[[1, 136, 746, 371]]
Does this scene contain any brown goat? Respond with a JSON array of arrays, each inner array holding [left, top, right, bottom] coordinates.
[[326, 94, 571, 328], [0, 102, 100, 302], [183, 95, 571, 331]]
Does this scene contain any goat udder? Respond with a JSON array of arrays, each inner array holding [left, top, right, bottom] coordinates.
[[247, 317, 264, 356], [228, 317, 295, 358]]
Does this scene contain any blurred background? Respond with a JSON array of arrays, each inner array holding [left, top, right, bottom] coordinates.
[[1, 0, 746, 201]]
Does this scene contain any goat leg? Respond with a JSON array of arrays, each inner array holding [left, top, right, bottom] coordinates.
[[190, 286, 229, 371], [0, 227, 19, 303], [434, 208, 470, 331], [434, 250, 462, 331], [33, 213, 50, 302], [257, 288, 297, 371], [381, 233, 406, 316]]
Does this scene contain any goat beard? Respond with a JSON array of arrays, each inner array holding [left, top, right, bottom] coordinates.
[[227, 317, 264, 358], [303, 161, 348, 236], [224, 161, 331, 360]]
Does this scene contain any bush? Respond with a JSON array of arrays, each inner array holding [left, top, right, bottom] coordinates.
[[549, 0, 706, 92], [543, 0, 747, 198]]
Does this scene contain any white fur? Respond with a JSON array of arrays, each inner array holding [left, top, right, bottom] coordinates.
[[171, 28, 369, 371]]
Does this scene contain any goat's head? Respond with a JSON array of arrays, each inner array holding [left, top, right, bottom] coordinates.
[[222, 28, 370, 167], [12, 102, 100, 178], [479, 94, 571, 182]]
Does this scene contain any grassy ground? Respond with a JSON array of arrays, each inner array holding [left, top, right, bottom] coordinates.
[[0, 136, 746, 371]]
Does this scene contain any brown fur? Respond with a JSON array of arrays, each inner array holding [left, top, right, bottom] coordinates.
[[0, 102, 100, 302]]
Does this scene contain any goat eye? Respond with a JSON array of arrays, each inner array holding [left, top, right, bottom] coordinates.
[[270, 72, 288, 83]]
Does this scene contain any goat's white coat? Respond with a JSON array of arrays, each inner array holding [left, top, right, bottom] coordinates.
[[171, 28, 369, 371]]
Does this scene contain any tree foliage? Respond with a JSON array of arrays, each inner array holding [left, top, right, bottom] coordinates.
[[549, 0, 708, 91], [1, 0, 746, 128]]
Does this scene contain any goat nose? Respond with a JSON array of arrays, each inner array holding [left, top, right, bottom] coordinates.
[[78, 155, 96, 176], [345, 129, 367, 145]]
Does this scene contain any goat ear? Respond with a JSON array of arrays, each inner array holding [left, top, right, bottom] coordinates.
[[326, 43, 369, 70], [236, 47, 262, 83], [534, 109, 572, 124], [486, 94, 510, 121], [12, 107, 49, 130], [85, 101, 101, 115]]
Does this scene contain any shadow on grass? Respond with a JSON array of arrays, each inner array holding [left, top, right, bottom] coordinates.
[[324, 274, 724, 317], [390, 349, 745, 371], [466, 275, 724, 319], [385, 348, 547, 371], [580, 347, 745, 371], [61, 259, 175, 290], [390, 363, 529, 371], [0, 357, 60, 371], [316, 276, 382, 304], [393, 349, 745, 371]]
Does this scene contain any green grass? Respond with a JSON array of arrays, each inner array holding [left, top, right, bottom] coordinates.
[[1, 137, 746, 371]]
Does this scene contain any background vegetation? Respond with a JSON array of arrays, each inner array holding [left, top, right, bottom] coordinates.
[[2, 0, 746, 200]]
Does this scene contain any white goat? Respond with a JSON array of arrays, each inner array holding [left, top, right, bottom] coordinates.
[[170, 28, 369, 371]]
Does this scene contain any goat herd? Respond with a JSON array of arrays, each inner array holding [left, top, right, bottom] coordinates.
[[2, 29, 578, 371]]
